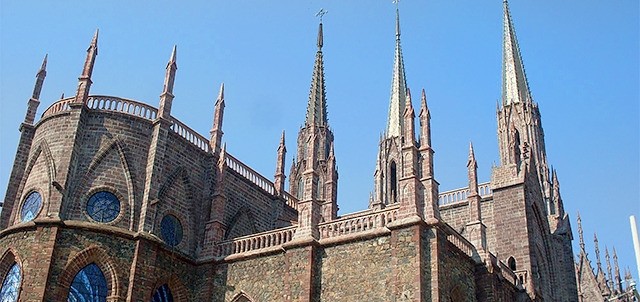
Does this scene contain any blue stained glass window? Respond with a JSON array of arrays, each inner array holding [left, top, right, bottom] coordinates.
[[67, 263, 108, 302], [151, 284, 174, 302], [0, 262, 21, 302], [86, 191, 120, 223], [21, 191, 42, 222], [160, 215, 183, 247]]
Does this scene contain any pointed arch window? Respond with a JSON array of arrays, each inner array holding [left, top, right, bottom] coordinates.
[[151, 284, 174, 302], [0, 262, 21, 302], [390, 161, 398, 203], [67, 263, 108, 302], [297, 178, 304, 200]]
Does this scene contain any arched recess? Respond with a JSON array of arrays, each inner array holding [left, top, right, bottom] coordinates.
[[149, 275, 189, 302], [54, 246, 121, 301], [390, 161, 398, 203], [231, 291, 254, 302], [72, 137, 135, 228], [13, 139, 56, 223], [225, 207, 257, 240], [157, 167, 194, 204], [0, 249, 21, 289]]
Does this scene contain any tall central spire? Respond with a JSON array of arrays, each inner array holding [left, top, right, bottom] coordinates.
[[386, 7, 408, 138], [502, 0, 532, 106], [305, 21, 328, 127]]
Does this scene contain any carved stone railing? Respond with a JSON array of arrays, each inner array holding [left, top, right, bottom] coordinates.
[[41, 97, 74, 117], [225, 153, 276, 195], [213, 226, 296, 258], [441, 224, 475, 258], [169, 118, 210, 153], [87, 95, 158, 121], [438, 182, 493, 206], [497, 260, 518, 286], [318, 206, 399, 240], [282, 192, 299, 210]]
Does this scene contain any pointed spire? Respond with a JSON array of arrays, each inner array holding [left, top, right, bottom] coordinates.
[[502, 0, 532, 106], [402, 88, 416, 146], [305, 21, 328, 127], [25, 54, 48, 125], [594, 233, 604, 273], [613, 247, 623, 293], [605, 246, 614, 292], [577, 212, 585, 251], [210, 83, 225, 154], [468, 142, 479, 197], [274, 130, 287, 195], [158, 45, 178, 119], [419, 89, 432, 150], [75, 29, 99, 105], [386, 4, 408, 138]]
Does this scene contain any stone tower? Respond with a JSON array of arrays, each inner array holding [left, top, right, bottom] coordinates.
[[289, 20, 338, 222], [491, 1, 577, 300], [371, 8, 409, 209]]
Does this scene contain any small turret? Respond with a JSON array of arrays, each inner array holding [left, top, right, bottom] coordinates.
[[75, 29, 98, 105], [209, 83, 225, 154], [158, 45, 177, 119], [24, 54, 48, 125]]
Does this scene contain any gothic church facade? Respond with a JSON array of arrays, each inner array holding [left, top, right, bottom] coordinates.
[[0, 2, 590, 302]]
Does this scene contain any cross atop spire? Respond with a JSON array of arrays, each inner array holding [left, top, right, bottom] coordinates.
[[304, 18, 328, 127], [502, 0, 532, 106], [386, 2, 408, 138]]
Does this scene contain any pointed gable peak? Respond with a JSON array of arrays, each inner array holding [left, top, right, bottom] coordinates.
[[502, 0, 532, 106]]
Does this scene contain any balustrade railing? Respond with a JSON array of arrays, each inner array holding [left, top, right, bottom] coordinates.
[[438, 182, 492, 206], [282, 192, 299, 210], [318, 206, 399, 240], [225, 153, 276, 195], [87, 95, 158, 121], [214, 226, 296, 258], [41, 97, 74, 117], [441, 224, 475, 258], [169, 118, 210, 152]]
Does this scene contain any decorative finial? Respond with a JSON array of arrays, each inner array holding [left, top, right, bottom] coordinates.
[[60, 92, 65, 99], [577, 212, 585, 251], [316, 8, 328, 23]]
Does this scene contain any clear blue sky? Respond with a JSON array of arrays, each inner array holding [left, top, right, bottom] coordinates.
[[1, 0, 638, 281]]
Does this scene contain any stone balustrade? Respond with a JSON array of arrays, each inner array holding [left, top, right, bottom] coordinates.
[[225, 153, 276, 195], [318, 206, 399, 240], [169, 118, 210, 152], [87, 95, 158, 120], [282, 192, 299, 210], [498, 260, 518, 286], [213, 226, 296, 258], [441, 224, 475, 258], [41, 97, 74, 117], [438, 182, 493, 206]]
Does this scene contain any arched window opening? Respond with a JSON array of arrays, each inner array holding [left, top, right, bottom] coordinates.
[[297, 178, 304, 199], [0, 262, 21, 302], [67, 263, 108, 302], [508, 256, 517, 271], [151, 284, 174, 302], [514, 130, 521, 166], [390, 161, 398, 203]]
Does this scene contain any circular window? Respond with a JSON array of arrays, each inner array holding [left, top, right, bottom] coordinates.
[[160, 215, 183, 247], [86, 191, 121, 223], [21, 191, 42, 222]]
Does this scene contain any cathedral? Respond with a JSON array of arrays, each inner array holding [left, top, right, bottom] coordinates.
[[0, 1, 636, 301]]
